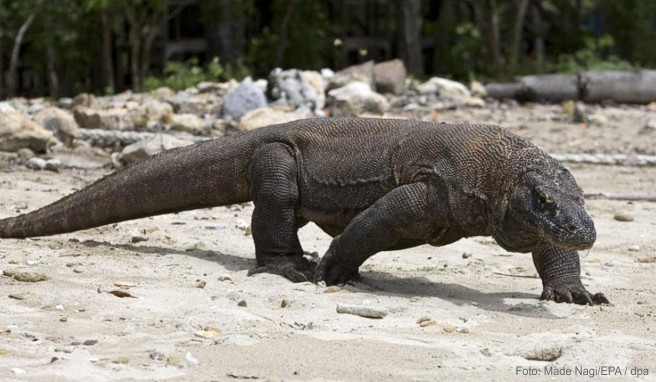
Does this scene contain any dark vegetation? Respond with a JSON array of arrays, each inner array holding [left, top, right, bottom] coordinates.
[[1, 0, 655, 98]]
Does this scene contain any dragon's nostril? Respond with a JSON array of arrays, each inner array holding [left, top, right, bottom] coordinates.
[[566, 224, 577, 233]]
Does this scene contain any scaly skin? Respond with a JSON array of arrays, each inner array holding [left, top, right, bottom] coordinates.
[[0, 118, 608, 305]]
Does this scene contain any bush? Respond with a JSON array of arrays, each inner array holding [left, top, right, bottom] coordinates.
[[144, 57, 225, 91]]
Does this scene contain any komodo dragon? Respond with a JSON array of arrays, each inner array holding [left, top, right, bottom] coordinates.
[[0, 118, 608, 305]]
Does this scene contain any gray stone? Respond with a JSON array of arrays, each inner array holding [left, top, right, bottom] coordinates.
[[0, 103, 58, 152], [73, 107, 129, 130], [328, 82, 388, 117], [118, 135, 192, 165], [169, 113, 210, 135], [328, 61, 375, 90], [32, 107, 81, 146], [238, 107, 310, 131], [126, 99, 173, 128], [373, 59, 406, 95], [222, 78, 267, 120], [268, 69, 325, 113], [336, 303, 388, 318]]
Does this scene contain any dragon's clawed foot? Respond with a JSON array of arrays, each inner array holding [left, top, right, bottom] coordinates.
[[540, 277, 610, 305], [248, 255, 317, 283], [314, 251, 361, 285]]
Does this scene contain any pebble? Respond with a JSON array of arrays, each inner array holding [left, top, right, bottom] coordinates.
[[416, 314, 432, 324], [324, 286, 341, 293], [185, 351, 200, 366], [114, 280, 137, 288], [237, 299, 248, 307], [196, 280, 207, 289], [420, 320, 437, 327], [8, 259, 21, 265], [167, 354, 184, 366], [194, 326, 221, 339], [462, 252, 472, 259], [458, 327, 470, 334], [218, 274, 232, 281], [281, 299, 290, 308], [13, 272, 48, 282], [336, 303, 388, 319], [3, 269, 20, 277], [112, 357, 129, 364], [60, 317, 68, 322], [150, 352, 166, 361], [410, 296, 421, 302], [11, 368, 26, 375], [9, 294, 26, 300], [614, 213, 634, 222], [628, 245, 641, 252], [443, 323, 456, 333], [129, 230, 148, 243], [54, 304, 64, 311], [82, 339, 98, 346], [186, 241, 207, 251]]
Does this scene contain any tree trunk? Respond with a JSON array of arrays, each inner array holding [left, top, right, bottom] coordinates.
[[531, 2, 545, 70], [0, 0, 4, 98], [275, 0, 296, 68], [46, 43, 59, 98], [433, 0, 453, 74], [508, 0, 529, 73], [101, 11, 116, 93], [397, 0, 424, 76], [7, 0, 42, 97], [485, 0, 503, 73]]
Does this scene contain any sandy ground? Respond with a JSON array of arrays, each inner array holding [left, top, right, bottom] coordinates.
[[1, 107, 656, 381]]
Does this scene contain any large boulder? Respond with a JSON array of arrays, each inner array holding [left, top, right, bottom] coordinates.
[[169, 113, 211, 135], [222, 78, 267, 120], [416, 77, 485, 107], [0, 102, 58, 152], [32, 107, 81, 146], [328, 82, 389, 117], [74, 107, 129, 130], [373, 59, 406, 95], [238, 107, 311, 131], [328, 61, 375, 90], [268, 69, 326, 113], [126, 99, 174, 128], [165, 92, 223, 116]]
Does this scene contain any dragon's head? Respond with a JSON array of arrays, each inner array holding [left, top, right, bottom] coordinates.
[[504, 169, 596, 251]]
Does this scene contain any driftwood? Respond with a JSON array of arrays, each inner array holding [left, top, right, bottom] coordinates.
[[585, 192, 656, 202], [486, 70, 656, 104], [78, 128, 208, 148], [551, 153, 656, 166], [581, 70, 656, 103]]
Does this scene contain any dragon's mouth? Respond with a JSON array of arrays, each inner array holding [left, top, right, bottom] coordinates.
[[538, 215, 594, 250]]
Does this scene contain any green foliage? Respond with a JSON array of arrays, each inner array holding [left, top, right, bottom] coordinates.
[[144, 57, 225, 91], [547, 35, 634, 73], [448, 22, 484, 81]]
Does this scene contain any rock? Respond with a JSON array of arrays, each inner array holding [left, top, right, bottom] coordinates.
[[628, 245, 641, 252], [167, 354, 184, 366], [17, 148, 34, 158], [13, 272, 48, 282], [112, 357, 129, 364], [521, 346, 563, 361], [268, 69, 326, 112], [118, 135, 192, 165], [128, 229, 148, 243], [416, 77, 485, 107], [373, 59, 406, 95], [0, 103, 58, 152], [470, 80, 487, 97], [238, 107, 308, 131], [126, 99, 173, 128], [416, 314, 432, 324], [150, 352, 166, 361], [328, 82, 389, 117], [588, 113, 608, 125], [324, 286, 341, 293], [443, 323, 456, 333], [9, 294, 26, 300], [194, 326, 221, 339], [169, 113, 210, 135], [614, 213, 634, 222], [11, 368, 26, 375], [150, 87, 176, 100], [218, 274, 232, 282], [642, 119, 656, 134], [73, 107, 128, 130], [71, 93, 100, 110], [32, 107, 81, 146], [281, 299, 290, 308], [328, 61, 374, 90], [336, 303, 387, 318], [26, 157, 47, 170], [237, 299, 248, 307], [114, 280, 137, 288], [185, 351, 199, 366], [196, 280, 207, 288], [166, 92, 223, 116], [419, 320, 437, 327], [82, 339, 98, 346], [222, 78, 267, 120]]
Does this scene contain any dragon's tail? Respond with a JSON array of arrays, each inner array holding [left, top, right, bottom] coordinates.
[[0, 135, 254, 238]]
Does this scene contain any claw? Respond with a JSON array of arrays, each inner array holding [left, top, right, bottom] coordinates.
[[593, 292, 610, 305], [248, 255, 316, 283], [540, 280, 610, 305]]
